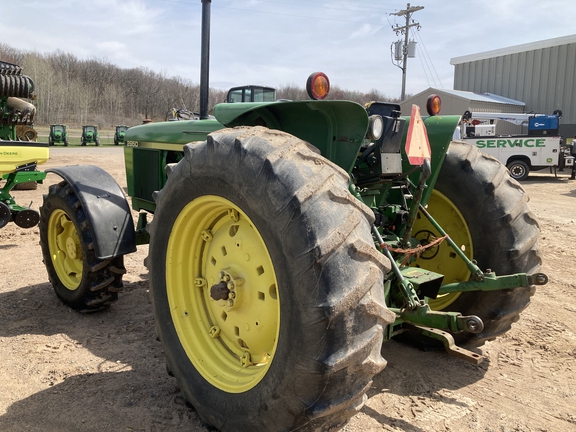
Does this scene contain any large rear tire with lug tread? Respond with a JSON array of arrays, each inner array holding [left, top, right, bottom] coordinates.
[[148, 126, 394, 431], [39, 181, 125, 311], [413, 141, 541, 345]]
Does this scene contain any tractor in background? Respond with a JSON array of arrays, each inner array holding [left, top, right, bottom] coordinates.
[[114, 125, 128, 145], [80, 124, 100, 146], [49, 124, 69, 146]]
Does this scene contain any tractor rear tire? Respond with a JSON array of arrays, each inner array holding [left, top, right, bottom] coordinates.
[[39, 181, 125, 311], [147, 126, 394, 431], [415, 141, 541, 345]]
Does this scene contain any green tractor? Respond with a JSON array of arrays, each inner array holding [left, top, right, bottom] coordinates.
[[38, 72, 546, 430], [80, 124, 100, 146], [114, 125, 128, 145], [48, 124, 69, 146], [0, 60, 47, 228]]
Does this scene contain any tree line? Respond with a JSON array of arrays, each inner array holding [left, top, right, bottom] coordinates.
[[0, 43, 396, 128]]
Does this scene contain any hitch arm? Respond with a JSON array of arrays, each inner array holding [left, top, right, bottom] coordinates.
[[390, 303, 484, 334], [439, 272, 548, 294]]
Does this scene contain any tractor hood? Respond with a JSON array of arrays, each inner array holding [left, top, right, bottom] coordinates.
[[214, 100, 369, 173], [125, 100, 369, 173], [125, 119, 223, 145]]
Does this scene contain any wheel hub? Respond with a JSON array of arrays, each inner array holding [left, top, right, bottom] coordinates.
[[210, 270, 244, 308], [166, 195, 280, 393], [47, 209, 83, 291], [66, 236, 78, 259]]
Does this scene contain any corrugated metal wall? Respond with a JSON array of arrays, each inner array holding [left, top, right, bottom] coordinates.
[[453, 40, 576, 136]]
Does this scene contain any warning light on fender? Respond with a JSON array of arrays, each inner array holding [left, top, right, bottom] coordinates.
[[405, 104, 431, 166]]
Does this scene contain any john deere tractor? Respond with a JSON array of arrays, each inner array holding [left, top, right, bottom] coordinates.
[[0, 60, 48, 228], [36, 4, 546, 429], [113, 125, 128, 145], [38, 72, 546, 430], [80, 124, 99, 146], [48, 124, 69, 146]]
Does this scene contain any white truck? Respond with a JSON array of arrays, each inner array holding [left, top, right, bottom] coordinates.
[[459, 110, 573, 180]]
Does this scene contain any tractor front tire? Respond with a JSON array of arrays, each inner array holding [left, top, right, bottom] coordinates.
[[39, 181, 125, 311], [148, 127, 394, 431], [414, 141, 541, 345]]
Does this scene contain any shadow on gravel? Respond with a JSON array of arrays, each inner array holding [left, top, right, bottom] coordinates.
[[0, 279, 488, 431], [361, 338, 489, 426], [0, 371, 202, 432], [0, 279, 205, 431], [522, 174, 574, 184], [378, 338, 489, 392]]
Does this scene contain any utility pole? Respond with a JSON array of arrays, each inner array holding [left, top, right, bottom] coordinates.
[[199, 0, 212, 119], [391, 3, 423, 101]]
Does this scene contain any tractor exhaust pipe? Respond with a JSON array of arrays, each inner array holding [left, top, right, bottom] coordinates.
[[199, 0, 211, 120]]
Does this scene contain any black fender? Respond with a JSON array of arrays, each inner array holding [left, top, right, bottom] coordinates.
[[46, 165, 137, 259]]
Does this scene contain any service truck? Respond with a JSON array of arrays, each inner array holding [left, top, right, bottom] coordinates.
[[459, 110, 572, 180]]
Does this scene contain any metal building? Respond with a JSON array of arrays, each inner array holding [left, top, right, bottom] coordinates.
[[398, 88, 525, 135], [451, 34, 576, 136]]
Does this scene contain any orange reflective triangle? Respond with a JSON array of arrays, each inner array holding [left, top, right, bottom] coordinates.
[[405, 104, 431, 166]]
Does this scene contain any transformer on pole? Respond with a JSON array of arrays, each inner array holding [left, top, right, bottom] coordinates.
[[390, 3, 423, 101]]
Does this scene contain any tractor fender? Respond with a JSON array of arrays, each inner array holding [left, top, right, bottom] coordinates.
[[46, 165, 137, 260]]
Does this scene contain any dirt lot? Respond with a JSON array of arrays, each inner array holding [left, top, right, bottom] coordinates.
[[1, 147, 575, 431]]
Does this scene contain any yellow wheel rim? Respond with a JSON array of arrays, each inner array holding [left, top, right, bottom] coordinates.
[[47, 209, 83, 290], [167, 195, 280, 393], [412, 190, 473, 310]]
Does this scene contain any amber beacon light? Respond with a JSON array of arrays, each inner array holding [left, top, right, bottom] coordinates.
[[426, 94, 441, 116], [306, 72, 330, 100]]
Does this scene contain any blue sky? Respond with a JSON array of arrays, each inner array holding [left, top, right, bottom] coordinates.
[[1, 0, 574, 98]]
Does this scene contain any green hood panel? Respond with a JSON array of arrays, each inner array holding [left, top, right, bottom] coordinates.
[[214, 100, 370, 173], [125, 119, 224, 145]]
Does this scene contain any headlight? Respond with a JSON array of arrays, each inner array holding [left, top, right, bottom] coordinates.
[[367, 115, 384, 140]]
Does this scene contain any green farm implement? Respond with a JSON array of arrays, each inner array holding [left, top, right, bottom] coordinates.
[[0, 61, 47, 228]]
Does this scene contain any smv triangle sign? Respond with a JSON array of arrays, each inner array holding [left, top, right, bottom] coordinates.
[[405, 104, 431, 166]]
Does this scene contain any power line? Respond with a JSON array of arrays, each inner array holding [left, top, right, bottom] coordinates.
[[160, 0, 401, 25], [411, 28, 434, 87], [243, 0, 403, 13], [411, 28, 443, 89]]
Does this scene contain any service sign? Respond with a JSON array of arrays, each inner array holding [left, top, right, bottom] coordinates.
[[405, 104, 431, 166]]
